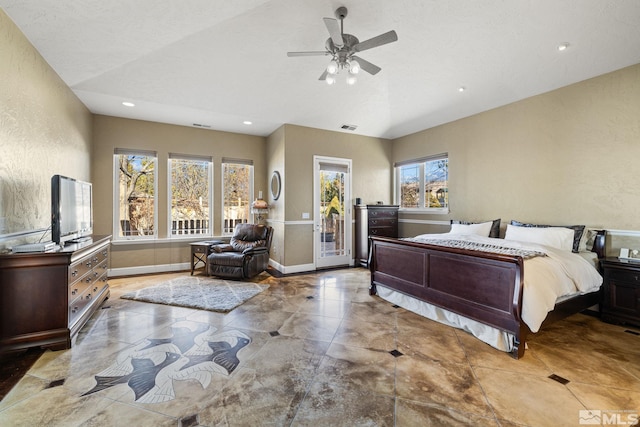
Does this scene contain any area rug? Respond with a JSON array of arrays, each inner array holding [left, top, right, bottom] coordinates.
[[120, 276, 268, 313]]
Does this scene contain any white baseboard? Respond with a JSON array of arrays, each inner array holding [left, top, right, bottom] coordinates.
[[109, 262, 190, 277], [268, 259, 316, 275], [109, 258, 352, 278]]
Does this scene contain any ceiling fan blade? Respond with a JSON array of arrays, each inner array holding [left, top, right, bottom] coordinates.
[[352, 56, 381, 75], [318, 70, 329, 81], [323, 17, 343, 47], [287, 51, 329, 57], [353, 30, 398, 52]]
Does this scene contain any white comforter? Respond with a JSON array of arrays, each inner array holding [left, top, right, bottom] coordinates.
[[412, 233, 603, 332]]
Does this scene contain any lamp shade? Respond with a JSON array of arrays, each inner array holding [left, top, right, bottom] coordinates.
[[349, 60, 360, 74], [251, 199, 268, 209], [327, 60, 338, 74]]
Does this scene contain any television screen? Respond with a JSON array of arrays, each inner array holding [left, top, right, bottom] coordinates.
[[51, 175, 93, 245]]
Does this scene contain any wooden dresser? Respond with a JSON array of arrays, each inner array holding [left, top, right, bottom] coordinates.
[[0, 235, 110, 353], [354, 205, 399, 267]]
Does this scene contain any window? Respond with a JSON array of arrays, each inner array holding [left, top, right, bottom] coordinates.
[[114, 149, 158, 239], [395, 153, 448, 212], [168, 154, 212, 236], [222, 158, 253, 234]]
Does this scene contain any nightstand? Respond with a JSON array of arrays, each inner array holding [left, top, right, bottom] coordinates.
[[190, 240, 222, 275], [600, 258, 640, 327]]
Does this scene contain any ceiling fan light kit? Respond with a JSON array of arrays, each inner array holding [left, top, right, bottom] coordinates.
[[287, 7, 398, 85]]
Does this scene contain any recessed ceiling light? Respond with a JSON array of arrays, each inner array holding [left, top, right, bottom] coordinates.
[[557, 42, 569, 51], [243, 121, 252, 125], [458, 86, 466, 92], [122, 101, 135, 107]]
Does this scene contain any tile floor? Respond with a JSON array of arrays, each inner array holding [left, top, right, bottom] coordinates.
[[1, 267, 639, 426]]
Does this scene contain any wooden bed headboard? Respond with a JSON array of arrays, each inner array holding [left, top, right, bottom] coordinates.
[[592, 230, 607, 259]]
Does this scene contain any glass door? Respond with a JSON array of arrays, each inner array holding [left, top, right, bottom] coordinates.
[[314, 156, 352, 268]]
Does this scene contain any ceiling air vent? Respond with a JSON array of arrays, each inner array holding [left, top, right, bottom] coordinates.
[[192, 123, 212, 129], [340, 124, 357, 131]]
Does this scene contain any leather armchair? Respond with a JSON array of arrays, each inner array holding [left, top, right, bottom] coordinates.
[[207, 223, 273, 279]]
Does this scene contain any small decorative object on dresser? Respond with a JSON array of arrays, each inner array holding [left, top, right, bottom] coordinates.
[[251, 191, 269, 223], [601, 258, 640, 327], [354, 204, 399, 267]]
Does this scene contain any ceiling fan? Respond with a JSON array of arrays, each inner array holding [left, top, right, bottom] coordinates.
[[287, 6, 398, 85]]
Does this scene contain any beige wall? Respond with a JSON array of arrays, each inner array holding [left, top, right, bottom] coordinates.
[[393, 64, 640, 246], [266, 125, 285, 266], [4, 3, 640, 265], [277, 124, 393, 269], [0, 9, 92, 250], [92, 115, 266, 271]]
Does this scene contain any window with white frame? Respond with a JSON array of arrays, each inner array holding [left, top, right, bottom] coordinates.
[[221, 158, 253, 234], [168, 154, 212, 236], [114, 149, 158, 239], [395, 153, 448, 212]]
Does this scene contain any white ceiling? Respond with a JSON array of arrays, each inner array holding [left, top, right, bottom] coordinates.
[[2, 0, 640, 139]]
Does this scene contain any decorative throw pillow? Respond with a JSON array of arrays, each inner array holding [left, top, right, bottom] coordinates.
[[578, 228, 600, 253], [449, 221, 493, 237], [451, 218, 501, 238], [509, 220, 585, 253], [504, 224, 575, 251]]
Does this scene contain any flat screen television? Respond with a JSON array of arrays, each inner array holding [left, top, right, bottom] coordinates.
[[51, 174, 93, 245]]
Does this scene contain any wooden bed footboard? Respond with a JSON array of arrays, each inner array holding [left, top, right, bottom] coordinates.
[[368, 231, 606, 359], [368, 235, 529, 358]]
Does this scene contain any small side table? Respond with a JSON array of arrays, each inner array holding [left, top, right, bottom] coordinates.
[[601, 257, 640, 327], [190, 240, 222, 275]]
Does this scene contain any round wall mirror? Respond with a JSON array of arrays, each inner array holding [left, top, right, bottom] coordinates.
[[270, 171, 281, 200]]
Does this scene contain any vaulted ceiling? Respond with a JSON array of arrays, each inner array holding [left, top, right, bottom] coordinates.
[[2, 0, 640, 139]]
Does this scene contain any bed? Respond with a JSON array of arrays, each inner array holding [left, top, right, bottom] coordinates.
[[368, 223, 606, 359]]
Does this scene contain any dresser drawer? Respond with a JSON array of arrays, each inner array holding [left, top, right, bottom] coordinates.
[[69, 287, 93, 326], [68, 257, 92, 283], [95, 258, 108, 276], [368, 209, 398, 219], [369, 218, 397, 228], [369, 226, 396, 237], [69, 281, 108, 327], [606, 268, 640, 284], [95, 247, 109, 264], [68, 276, 91, 301]]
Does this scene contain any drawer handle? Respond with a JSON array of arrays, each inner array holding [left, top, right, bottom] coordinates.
[[86, 294, 92, 300], [93, 286, 99, 292], [85, 277, 92, 283], [71, 288, 78, 295], [86, 262, 92, 268], [71, 306, 78, 314], [71, 270, 78, 277]]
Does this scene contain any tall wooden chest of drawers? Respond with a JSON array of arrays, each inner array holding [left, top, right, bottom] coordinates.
[[355, 205, 399, 267]]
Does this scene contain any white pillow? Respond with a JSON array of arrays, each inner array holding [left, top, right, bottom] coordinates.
[[504, 224, 575, 251], [449, 221, 493, 237]]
